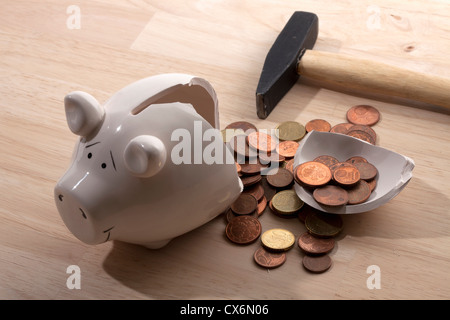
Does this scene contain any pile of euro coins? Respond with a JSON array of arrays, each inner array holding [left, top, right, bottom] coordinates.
[[295, 155, 378, 206], [221, 105, 381, 273]]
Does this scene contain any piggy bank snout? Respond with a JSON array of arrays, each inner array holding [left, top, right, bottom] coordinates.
[[54, 181, 112, 245]]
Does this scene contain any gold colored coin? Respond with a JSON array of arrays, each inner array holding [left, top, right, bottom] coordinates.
[[261, 228, 296, 252], [271, 189, 304, 215], [305, 211, 343, 238], [275, 121, 306, 141]]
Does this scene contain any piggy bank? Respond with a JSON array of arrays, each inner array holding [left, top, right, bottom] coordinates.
[[54, 74, 242, 249]]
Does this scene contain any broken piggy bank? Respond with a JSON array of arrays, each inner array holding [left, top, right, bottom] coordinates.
[[54, 74, 242, 249]]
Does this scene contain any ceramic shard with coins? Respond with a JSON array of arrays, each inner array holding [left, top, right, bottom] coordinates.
[[293, 131, 414, 214]]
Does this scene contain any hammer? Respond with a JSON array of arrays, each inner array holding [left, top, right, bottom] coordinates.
[[256, 11, 450, 119]]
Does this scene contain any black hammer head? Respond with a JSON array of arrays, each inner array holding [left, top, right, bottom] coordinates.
[[256, 12, 318, 119]]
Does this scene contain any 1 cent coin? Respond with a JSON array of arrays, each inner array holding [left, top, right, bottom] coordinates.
[[313, 155, 340, 169], [225, 121, 257, 134], [296, 161, 332, 187], [253, 246, 287, 269], [231, 194, 258, 215], [302, 255, 332, 273], [258, 151, 285, 164], [276, 140, 299, 158], [333, 163, 360, 186], [240, 162, 267, 175], [348, 124, 377, 143], [230, 134, 257, 159], [226, 215, 261, 245], [257, 196, 267, 216], [346, 105, 380, 126], [261, 228, 296, 252], [347, 180, 372, 205], [247, 131, 277, 153], [242, 183, 265, 202], [330, 123, 353, 134], [354, 162, 378, 180], [345, 156, 368, 164], [346, 129, 376, 144], [266, 168, 294, 189], [313, 185, 349, 207], [305, 119, 332, 132], [298, 232, 335, 255], [284, 158, 295, 173], [241, 174, 262, 188]]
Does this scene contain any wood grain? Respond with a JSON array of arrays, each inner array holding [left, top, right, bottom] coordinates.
[[1, 0, 449, 300]]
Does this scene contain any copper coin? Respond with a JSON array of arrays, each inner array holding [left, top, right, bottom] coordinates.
[[345, 156, 368, 164], [225, 121, 257, 134], [313, 155, 340, 169], [347, 180, 372, 205], [313, 185, 349, 207], [225, 208, 236, 223], [241, 174, 262, 188], [329, 162, 353, 176], [240, 162, 267, 175], [260, 176, 277, 201], [266, 168, 294, 188], [348, 124, 377, 143], [284, 158, 295, 173], [366, 177, 377, 192], [346, 105, 380, 126], [302, 255, 332, 273], [231, 194, 258, 215], [296, 161, 332, 187], [253, 246, 286, 269], [226, 215, 261, 245], [225, 208, 257, 223], [242, 183, 265, 202], [230, 134, 257, 159], [346, 130, 375, 144], [276, 140, 299, 158], [330, 123, 353, 134], [258, 151, 285, 164], [354, 162, 378, 180], [298, 232, 335, 255], [305, 211, 343, 237], [247, 131, 277, 153], [333, 163, 360, 186], [305, 119, 331, 132], [257, 196, 267, 216]]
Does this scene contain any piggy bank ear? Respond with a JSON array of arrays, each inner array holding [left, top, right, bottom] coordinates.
[[124, 135, 167, 178], [64, 91, 104, 137]]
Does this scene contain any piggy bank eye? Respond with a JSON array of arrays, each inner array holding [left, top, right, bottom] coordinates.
[[87, 153, 92, 159], [101, 163, 107, 169]]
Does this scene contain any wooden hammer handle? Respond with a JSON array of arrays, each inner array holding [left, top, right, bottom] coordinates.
[[298, 50, 450, 109]]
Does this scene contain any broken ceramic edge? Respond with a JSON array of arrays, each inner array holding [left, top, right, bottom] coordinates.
[[293, 130, 415, 214]]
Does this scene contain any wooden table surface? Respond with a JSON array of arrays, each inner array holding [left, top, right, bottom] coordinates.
[[1, 0, 449, 300]]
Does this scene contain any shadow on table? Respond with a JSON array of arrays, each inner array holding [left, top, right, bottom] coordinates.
[[339, 177, 450, 239], [102, 216, 263, 299]]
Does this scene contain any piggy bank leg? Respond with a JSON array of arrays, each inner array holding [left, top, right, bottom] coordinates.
[[144, 239, 171, 249]]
